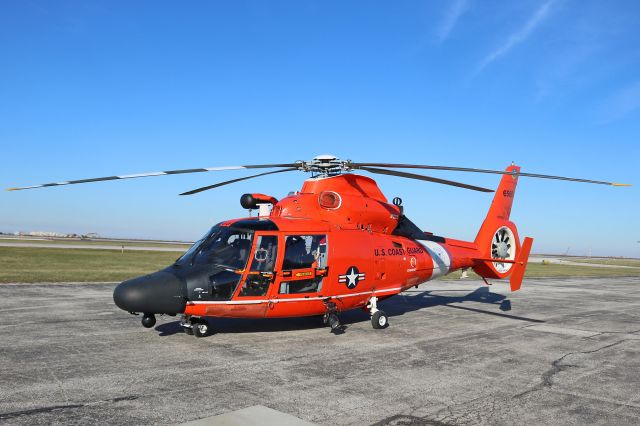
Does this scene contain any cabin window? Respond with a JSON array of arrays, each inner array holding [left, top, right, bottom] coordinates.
[[282, 235, 327, 270], [279, 235, 327, 294], [279, 277, 323, 294]]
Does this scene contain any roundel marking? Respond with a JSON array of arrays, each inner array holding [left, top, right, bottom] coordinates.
[[338, 266, 365, 289]]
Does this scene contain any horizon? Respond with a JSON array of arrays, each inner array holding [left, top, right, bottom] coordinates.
[[2, 229, 639, 259]]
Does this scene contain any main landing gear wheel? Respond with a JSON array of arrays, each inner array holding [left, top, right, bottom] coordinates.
[[322, 313, 331, 326], [371, 310, 389, 329], [327, 313, 341, 331], [192, 319, 210, 338], [141, 314, 156, 328], [367, 296, 389, 330]]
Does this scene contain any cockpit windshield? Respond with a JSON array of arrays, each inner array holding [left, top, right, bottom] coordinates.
[[175, 226, 254, 269]]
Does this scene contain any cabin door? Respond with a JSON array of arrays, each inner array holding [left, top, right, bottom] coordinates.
[[267, 234, 329, 317], [232, 234, 279, 317]]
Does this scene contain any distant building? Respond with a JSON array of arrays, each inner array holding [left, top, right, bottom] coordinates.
[[14, 231, 99, 238], [19, 231, 68, 238]]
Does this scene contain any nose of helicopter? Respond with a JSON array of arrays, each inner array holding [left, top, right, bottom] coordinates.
[[113, 271, 187, 315]]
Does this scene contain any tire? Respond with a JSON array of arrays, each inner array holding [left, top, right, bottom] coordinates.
[[371, 310, 388, 329], [184, 326, 194, 335], [322, 313, 330, 326], [193, 320, 209, 338], [141, 314, 156, 329], [328, 313, 340, 331]]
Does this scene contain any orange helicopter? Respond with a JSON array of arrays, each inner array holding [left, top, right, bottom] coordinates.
[[8, 155, 630, 336]]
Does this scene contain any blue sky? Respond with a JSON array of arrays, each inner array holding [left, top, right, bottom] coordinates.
[[1, 0, 638, 256]]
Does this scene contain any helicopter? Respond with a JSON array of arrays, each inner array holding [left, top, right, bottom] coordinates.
[[7, 155, 630, 337]]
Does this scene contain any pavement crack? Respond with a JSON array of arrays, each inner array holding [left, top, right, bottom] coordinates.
[[43, 361, 69, 404], [431, 396, 485, 425], [0, 404, 84, 421], [589, 328, 640, 335], [0, 395, 140, 420], [514, 339, 631, 398], [110, 395, 139, 403], [370, 414, 450, 425]]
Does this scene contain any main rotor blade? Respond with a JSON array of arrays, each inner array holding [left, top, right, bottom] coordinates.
[[6, 163, 298, 191], [179, 168, 298, 196], [352, 163, 630, 186], [359, 167, 494, 193]]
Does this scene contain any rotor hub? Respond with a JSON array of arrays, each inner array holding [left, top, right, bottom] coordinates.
[[297, 155, 353, 177]]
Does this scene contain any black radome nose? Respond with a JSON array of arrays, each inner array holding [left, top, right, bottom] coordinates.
[[113, 271, 187, 315]]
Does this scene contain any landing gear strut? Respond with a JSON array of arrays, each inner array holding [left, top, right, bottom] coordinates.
[[180, 315, 194, 335], [367, 297, 388, 329]]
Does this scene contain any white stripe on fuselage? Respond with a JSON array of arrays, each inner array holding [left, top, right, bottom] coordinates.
[[187, 287, 403, 306], [417, 240, 451, 279]]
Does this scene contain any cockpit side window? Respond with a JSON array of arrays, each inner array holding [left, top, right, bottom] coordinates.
[[250, 236, 278, 272], [239, 235, 278, 297]]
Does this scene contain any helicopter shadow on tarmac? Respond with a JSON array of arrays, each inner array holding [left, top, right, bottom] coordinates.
[[154, 315, 331, 337], [154, 286, 543, 337], [378, 286, 544, 324]]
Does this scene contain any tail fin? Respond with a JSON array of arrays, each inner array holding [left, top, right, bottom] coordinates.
[[473, 164, 530, 283], [483, 164, 520, 222]]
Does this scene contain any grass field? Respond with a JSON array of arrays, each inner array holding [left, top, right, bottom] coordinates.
[[0, 247, 181, 283], [1, 246, 640, 283], [441, 263, 640, 280], [566, 257, 640, 268]]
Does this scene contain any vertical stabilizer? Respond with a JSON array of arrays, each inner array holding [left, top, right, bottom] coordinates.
[[473, 164, 524, 281], [483, 164, 520, 222]]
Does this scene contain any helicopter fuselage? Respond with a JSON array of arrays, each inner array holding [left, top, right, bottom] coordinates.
[[113, 171, 527, 332], [180, 222, 476, 319]]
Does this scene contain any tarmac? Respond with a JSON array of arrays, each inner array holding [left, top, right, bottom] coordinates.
[[0, 277, 639, 425]]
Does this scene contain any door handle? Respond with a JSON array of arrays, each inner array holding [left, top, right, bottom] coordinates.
[[315, 268, 328, 277]]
